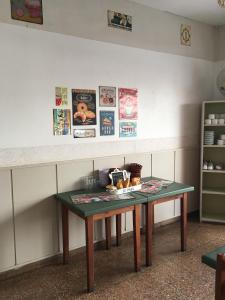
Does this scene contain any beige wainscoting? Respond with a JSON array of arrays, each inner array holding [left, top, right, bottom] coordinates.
[[152, 150, 175, 223], [12, 165, 58, 265], [0, 170, 15, 271], [0, 148, 199, 273]]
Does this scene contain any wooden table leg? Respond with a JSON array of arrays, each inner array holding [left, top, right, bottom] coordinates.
[[152, 204, 154, 234], [133, 205, 141, 272], [85, 216, 94, 293], [62, 204, 69, 264], [116, 214, 122, 247], [145, 202, 153, 266], [216, 254, 225, 300], [105, 217, 111, 250], [181, 192, 188, 252]]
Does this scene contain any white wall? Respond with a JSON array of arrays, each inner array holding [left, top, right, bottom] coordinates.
[[0, 23, 214, 166], [213, 59, 225, 99], [215, 26, 225, 62], [0, 0, 216, 61]]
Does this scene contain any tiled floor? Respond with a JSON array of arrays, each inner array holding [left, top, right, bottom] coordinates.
[[0, 217, 223, 300]]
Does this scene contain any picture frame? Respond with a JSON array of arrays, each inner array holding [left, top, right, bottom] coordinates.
[[99, 86, 116, 107], [10, 0, 43, 25], [119, 121, 137, 138], [55, 86, 68, 106], [73, 128, 96, 138], [119, 88, 138, 120], [72, 89, 97, 126], [180, 24, 191, 46], [53, 109, 71, 136], [107, 10, 132, 32], [100, 111, 115, 136], [109, 168, 127, 186]]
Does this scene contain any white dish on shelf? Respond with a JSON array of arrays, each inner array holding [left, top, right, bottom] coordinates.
[[205, 119, 211, 125], [208, 114, 215, 120]]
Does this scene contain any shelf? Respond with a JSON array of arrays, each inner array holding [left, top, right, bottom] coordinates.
[[203, 145, 225, 148], [201, 101, 225, 225], [204, 124, 225, 127], [201, 213, 225, 223], [202, 170, 225, 174], [202, 188, 225, 195]]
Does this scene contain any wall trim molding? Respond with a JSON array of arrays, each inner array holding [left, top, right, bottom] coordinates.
[[0, 135, 199, 169]]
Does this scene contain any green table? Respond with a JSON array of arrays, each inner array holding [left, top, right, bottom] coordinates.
[[56, 178, 194, 292], [136, 177, 194, 266], [56, 189, 147, 292]]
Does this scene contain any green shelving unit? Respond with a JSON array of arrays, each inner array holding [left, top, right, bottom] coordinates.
[[201, 101, 225, 223]]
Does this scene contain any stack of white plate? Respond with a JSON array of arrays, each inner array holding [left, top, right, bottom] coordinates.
[[204, 131, 214, 145]]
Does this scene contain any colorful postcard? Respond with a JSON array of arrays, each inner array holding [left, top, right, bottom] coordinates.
[[10, 0, 43, 24], [119, 121, 137, 138], [100, 111, 115, 136], [72, 89, 96, 126], [119, 88, 138, 120], [180, 24, 191, 46], [53, 109, 71, 136], [107, 10, 132, 31], [73, 129, 96, 138], [55, 87, 68, 106], [99, 86, 116, 107], [71, 192, 135, 205]]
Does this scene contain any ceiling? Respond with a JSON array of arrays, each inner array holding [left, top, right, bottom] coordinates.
[[131, 0, 225, 26]]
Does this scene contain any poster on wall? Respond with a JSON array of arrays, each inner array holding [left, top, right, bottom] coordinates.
[[100, 111, 115, 136], [119, 121, 137, 138], [10, 0, 43, 24], [55, 87, 68, 106], [119, 88, 138, 120], [73, 129, 96, 138], [99, 86, 116, 107], [53, 109, 71, 136], [180, 24, 191, 46], [72, 89, 96, 126], [107, 10, 132, 31]]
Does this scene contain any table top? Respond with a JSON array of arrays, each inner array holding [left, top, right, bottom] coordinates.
[[56, 188, 147, 218], [56, 177, 194, 218], [136, 177, 194, 201]]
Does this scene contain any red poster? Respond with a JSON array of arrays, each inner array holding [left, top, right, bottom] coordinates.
[[119, 88, 138, 120]]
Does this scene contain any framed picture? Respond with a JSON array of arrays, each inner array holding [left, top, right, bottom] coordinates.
[[180, 24, 191, 46], [55, 87, 68, 106], [99, 86, 116, 107], [119, 121, 137, 138], [53, 109, 71, 136], [107, 10, 132, 31], [109, 168, 126, 186], [119, 88, 138, 120], [100, 111, 115, 136], [10, 0, 43, 24], [73, 129, 96, 138], [72, 89, 97, 126]]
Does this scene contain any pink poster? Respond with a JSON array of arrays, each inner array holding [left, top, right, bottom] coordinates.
[[119, 88, 138, 120]]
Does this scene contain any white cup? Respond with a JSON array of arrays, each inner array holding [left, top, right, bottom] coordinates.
[[219, 119, 225, 125], [205, 119, 211, 125], [220, 134, 225, 140], [217, 139, 224, 145], [208, 114, 215, 120], [212, 119, 218, 125]]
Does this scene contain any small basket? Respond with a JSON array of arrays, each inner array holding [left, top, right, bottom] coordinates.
[[107, 184, 142, 195]]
